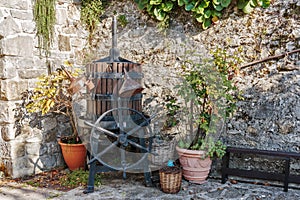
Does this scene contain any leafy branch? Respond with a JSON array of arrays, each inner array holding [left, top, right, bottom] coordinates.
[[134, 0, 271, 29]]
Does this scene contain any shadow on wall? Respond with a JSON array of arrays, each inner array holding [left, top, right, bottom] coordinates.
[[222, 51, 300, 175]]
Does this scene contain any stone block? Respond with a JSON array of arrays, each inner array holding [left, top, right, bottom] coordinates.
[[43, 130, 57, 143], [70, 38, 84, 48], [8, 159, 39, 178], [0, 79, 30, 100], [49, 142, 61, 154], [0, 57, 18, 79], [1, 35, 34, 57], [55, 153, 65, 166], [0, 141, 10, 158], [9, 140, 26, 158], [10, 10, 33, 20], [39, 155, 57, 169], [25, 141, 41, 156], [1, 123, 16, 141], [10, 167, 32, 179], [25, 133, 42, 143], [0, 100, 18, 123], [50, 51, 74, 61], [58, 35, 71, 51], [0, 0, 31, 10], [41, 117, 57, 132], [0, 15, 21, 37], [26, 154, 45, 173], [277, 120, 294, 135], [20, 20, 36, 34], [56, 8, 68, 25], [18, 69, 47, 79], [39, 144, 48, 156], [71, 0, 81, 5]]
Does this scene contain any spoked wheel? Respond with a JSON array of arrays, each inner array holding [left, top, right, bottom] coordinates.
[[85, 107, 155, 177]]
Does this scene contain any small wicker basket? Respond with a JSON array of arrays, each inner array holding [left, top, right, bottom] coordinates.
[[159, 165, 182, 194]]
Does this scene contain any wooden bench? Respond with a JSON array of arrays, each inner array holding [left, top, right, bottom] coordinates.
[[221, 146, 300, 192]]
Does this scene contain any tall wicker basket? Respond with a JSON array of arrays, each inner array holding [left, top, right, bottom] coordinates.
[[159, 165, 182, 194], [151, 139, 176, 166]]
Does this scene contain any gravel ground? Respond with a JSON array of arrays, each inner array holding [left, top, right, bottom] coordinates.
[[1, 173, 300, 200]]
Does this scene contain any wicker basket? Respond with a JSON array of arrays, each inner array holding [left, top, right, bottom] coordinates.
[[159, 166, 182, 194], [151, 139, 175, 166]]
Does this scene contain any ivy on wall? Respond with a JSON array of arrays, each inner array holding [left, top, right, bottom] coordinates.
[[33, 0, 56, 57], [134, 0, 271, 29], [32, 0, 271, 53]]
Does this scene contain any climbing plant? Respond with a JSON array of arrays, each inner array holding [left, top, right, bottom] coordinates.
[[33, 0, 56, 57], [80, 0, 106, 44], [32, 0, 272, 51], [134, 0, 271, 29]]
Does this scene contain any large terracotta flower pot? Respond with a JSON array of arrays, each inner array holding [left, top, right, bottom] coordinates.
[[58, 141, 87, 171], [176, 146, 212, 184]]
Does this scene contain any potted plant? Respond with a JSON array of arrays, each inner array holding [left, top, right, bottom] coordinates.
[[174, 48, 241, 184], [19, 63, 87, 171]]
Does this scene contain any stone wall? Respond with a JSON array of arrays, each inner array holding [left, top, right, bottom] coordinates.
[[0, 0, 88, 178], [0, 0, 299, 179]]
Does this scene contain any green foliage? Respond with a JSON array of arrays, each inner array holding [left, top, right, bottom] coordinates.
[[176, 47, 243, 158], [178, 138, 226, 158], [25, 66, 80, 116], [33, 0, 56, 57], [32, 0, 272, 51], [164, 95, 180, 129], [60, 169, 102, 187], [118, 14, 129, 27], [18, 64, 82, 143], [205, 139, 227, 158], [134, 0, 176, 29], [134, 0, 271, 29], [80, 0, 105, 44], [238, 0, 271, 13]]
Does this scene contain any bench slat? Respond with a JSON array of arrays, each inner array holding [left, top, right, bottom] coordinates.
[[222, 146, 300, 192], [226, 147, 300, 158]]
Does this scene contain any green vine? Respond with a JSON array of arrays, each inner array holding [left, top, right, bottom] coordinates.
[[33, 0, 56, 57], [80, 0, 106, 44], [134, 0, 271, 29]]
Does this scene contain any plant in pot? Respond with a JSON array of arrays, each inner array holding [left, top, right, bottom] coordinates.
[[19, 63, 87, 171], [174, 48, 241, 184]]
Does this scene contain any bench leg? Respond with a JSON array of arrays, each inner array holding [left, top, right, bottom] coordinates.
[[221, 151, 230, 184], [283, 157, 290, 192]]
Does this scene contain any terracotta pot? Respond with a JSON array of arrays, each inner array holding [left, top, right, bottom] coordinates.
[[176, 146, 212, 184], [58, 141, 87, 171]]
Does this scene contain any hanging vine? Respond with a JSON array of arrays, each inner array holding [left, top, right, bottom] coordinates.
[[33, 0, 56, 57]]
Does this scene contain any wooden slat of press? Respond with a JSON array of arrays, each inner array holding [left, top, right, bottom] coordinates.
[[91, 63, 96, 117], [128, 63, 134, 114], [96, 63, 102, 117], [120, 63, 128, 116], [116, 62, 122, 119], [112, 62, 118, 118], [92, 63, 96, 116], [106, 63, 112, 115], [126, 63, 132, 116], [136, 63, 142, 112], [101, 63, 107, 116]]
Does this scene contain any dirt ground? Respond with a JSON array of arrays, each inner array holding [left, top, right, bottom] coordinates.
[[0, 167, 149, 192], [0, 168, 82, 192]]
